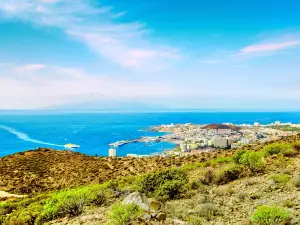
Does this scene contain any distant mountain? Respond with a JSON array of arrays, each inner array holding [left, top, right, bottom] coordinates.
[[42, 100, 167, 111]]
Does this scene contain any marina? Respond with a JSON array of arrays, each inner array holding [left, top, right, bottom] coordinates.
[[109, 136, 165, 148]]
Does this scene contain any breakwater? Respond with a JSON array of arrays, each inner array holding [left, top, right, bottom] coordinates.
[[109, 136, 165, 148]]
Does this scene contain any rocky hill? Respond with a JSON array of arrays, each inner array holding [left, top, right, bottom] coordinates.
[[0, 134, 300, 224]]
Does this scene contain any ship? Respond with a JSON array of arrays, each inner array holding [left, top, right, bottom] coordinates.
[[64, 143, 80, 149]]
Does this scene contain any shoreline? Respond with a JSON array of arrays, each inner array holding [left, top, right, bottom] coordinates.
[[109, 121, 300, 157]]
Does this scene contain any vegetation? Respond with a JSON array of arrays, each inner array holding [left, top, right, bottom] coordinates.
[[268, 174, 290, 185], [0, 183, 115, 224], [267, 125, 300, 132], [293, 174, 300, 187], [251, 205, 291, 225], [1, 134, 300, 224], [108, 203, 143, 225], [136, 168, 188, 201], [263, 143, 296, 156], [238, 151, 265, 173], [215, 164, 243, 184]]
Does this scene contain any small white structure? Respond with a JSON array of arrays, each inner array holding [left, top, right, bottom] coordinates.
[[275, 121, 281, 125], [109, 148, 117, 157], [254, 122, 261, 126]]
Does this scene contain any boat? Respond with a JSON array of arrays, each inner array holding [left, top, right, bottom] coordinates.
[[64, 143, 80, 149]]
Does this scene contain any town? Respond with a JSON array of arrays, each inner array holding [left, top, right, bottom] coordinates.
[[109, 121, 300, 157], [155, 121, 300, 156]]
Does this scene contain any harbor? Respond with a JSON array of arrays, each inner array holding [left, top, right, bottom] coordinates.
[[109, 136, 165, 148]]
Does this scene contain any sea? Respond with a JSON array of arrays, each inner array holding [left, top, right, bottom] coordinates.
[[1, 111, 300, 158]]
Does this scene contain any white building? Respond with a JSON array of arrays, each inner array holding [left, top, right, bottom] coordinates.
[[254, 122, 261, 126], [109, 148, 117, 157]]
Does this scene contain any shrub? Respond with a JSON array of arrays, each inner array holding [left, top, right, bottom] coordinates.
[[209, 157, 233, 167], [264, 143, 296, 157], [268, 174, 290, 185], [108, 203, 143, 225], [59, 195, 86, 217], [292, 141, 300, 152], [189, 180, 203, 190], [187, 216, 206, 225], [90, 191, 107, 206], [239, 151, 265, 173], [251, 205, 290, 225], [195, 203, 217, 218], [200, 167, 216, 185], [215, 164, 243, 184], [42, 191, 87, 220], [136, 168, 188, 199], [293, 174, 300, 187], [5, 202, 44, 225], [154, 180, 186, 201], [233, 150, 247, 164]]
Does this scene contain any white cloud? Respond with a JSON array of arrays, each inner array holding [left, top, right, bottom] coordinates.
[[200, 60, 223, 64], [240, 41, 300, 55], [0, 65, 174, 109], [15, 64, 46, 73], [0, 0, 179, 70]]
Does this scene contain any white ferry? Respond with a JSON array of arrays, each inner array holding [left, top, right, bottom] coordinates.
[[64, 143, 80, 149]]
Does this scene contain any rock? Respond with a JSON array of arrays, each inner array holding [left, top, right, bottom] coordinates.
[[141, 214, 151, 221], [122, 192, 149, 211], [151, 213, 158, 218], [166, 218, 188, 225], [149, 198, 162, 211], [156, 212, 167, 221]]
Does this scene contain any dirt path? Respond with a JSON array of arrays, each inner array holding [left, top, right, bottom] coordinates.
[[0, 191, 27, 199]]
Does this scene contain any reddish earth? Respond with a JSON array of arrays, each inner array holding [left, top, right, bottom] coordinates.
[[1, 134, 299, 195]]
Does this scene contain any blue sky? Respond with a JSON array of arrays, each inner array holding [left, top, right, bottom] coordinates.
[[0, 0, 300, 110]]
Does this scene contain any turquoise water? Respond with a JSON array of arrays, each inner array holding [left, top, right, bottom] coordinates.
[[0, 112, 300, 157]]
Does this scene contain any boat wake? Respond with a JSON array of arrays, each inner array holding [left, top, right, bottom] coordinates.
[[0, 125, 64, 147]]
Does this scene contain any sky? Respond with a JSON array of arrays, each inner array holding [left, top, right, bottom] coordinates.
[[0, 0, 300, 110]]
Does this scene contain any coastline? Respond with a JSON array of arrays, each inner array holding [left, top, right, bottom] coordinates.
[[109, 121, 300, 157]]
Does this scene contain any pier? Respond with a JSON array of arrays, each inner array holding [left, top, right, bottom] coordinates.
[[109, 136, 164, 148]]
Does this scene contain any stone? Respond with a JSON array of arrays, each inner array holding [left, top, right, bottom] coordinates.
[[151, 213, 157, 218], [141, 214, 151, 221], [149, 198, 162, 211], [167, 219, 188, 225], [122, 192, 149, 211], [156, 212, 167, 221]]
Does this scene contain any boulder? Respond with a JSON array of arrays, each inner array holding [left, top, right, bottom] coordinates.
[[122, 192, 149, 211], [156, 212, 167, 221], [166, 218, 188, 225], [149, 198, 162, 211]]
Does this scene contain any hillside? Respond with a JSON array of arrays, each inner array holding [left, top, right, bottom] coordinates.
[[0, 134, 300, 224]]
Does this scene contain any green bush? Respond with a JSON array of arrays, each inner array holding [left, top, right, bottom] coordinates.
[[239, 151, 265, 173], [0, 194, 49, 216], [215, 164, 243, 184], [154, 180, 186, 201], [233, 150, 247, 164], [108, 203, 143, 225], [268, 174, 290, 185], [136, 168, 188, 200], [186, 216, 206, 225], [292, 141, 300, 152], [0, 183, 116, 224], [40, 183, 112, 221], [251, 205, 290, 225], [209, 157, 233, 167], [264, 143, 296, 157], [5, 201, 44, 225], [42, 191, 87, 220], [200, 167, 216, 185]]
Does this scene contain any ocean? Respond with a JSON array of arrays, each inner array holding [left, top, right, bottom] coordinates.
[[1, 112, 300, 158]]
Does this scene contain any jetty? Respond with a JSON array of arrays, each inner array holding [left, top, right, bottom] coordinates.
[[109, 136, 164, 148]]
